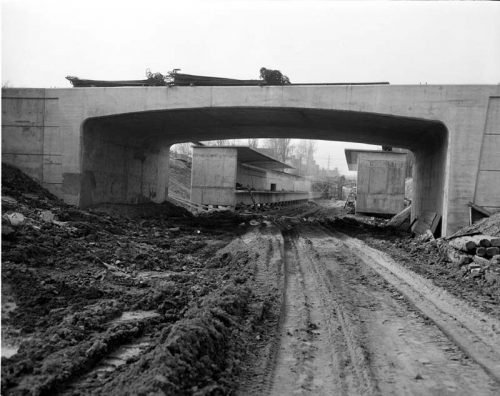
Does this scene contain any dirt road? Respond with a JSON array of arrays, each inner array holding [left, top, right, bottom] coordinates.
[[266, 223, 500, 396], [4, 165, 500, 395], [2, 162, 500, 395]]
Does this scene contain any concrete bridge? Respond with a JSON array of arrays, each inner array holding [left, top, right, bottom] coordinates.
[[2, 85, 500, 235]]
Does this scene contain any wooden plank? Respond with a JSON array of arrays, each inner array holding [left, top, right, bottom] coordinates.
[[412, 211, 440, 235], [430, 213, 442, 234], [468, 201, 492, 217]]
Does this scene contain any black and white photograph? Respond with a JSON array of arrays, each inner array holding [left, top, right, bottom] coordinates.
[[1, 0, 500, 394]]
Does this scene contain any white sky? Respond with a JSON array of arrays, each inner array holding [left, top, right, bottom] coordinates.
[[2, 0, 500, 174]]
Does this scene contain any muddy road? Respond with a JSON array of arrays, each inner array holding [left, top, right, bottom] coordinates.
[[3, 164, 500, 395], [264, 224, 500, 396], [3, 214, 500, 395]]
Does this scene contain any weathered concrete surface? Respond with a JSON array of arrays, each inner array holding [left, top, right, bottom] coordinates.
[[80, 119, 171, 207], [355, 151, 407, 215], [2, 85, 500, 235], [474, 97, 500, 214], [191, 147, 238, 206]]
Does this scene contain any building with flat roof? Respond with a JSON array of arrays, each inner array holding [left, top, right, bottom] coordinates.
[[191, 146, 317, 208]]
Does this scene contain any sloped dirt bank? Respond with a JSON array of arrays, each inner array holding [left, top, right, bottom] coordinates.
[[1, 164, 282, 395]]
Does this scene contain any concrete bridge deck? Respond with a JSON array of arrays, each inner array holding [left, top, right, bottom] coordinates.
[[2, 85, 500, 235]]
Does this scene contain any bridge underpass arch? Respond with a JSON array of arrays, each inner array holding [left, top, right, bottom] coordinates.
[[80, 107, 448, 233]]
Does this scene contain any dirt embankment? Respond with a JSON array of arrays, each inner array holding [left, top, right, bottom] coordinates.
[[1, 164, 283, 395]]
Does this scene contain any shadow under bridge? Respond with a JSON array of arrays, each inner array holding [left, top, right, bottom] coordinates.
[[81, 106, 448, 230]]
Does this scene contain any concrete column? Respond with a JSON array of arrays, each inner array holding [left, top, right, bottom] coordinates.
[[412, 133, 447, 235], [153, 141, 171, 203]]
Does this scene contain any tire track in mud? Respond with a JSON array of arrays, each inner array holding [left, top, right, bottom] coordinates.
[[268, 228, 378, 396], [263, 233, 289, 395], [290, 229, 380, 396], [236, 227, 287, 396], [262, 223, 500, 395], [296, 223, 500, 395], [328, 228, 500, 385], [266, 230, 313, 395]]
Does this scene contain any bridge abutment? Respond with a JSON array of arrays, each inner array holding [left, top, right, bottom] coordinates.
[[80, 118, 170, 207]]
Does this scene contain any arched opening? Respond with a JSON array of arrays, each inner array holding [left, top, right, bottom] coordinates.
[[81, 107, 448, 231]]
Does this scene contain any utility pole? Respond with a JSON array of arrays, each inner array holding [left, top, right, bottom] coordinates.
[[327, 154, 330, 170]]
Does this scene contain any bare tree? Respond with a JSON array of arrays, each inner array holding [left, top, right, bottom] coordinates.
[[305, 140, 317, 173], [306, 140, 317, 156], [293, 140, 317, 174], [265, 138, 294, 162], [294, 140, 307, 174]]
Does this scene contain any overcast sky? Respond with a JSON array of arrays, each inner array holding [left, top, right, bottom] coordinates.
[[2, 0, 500, 173]]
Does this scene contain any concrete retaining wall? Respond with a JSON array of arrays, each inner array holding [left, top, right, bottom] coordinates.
[[474, 97, 500, 214], [356, 152, 407, 215], [190, 147, 238, 206], [80, 119, 170, 207], [1, 89, 63, 196]]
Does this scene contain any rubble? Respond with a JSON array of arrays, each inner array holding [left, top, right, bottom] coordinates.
[[3, 161, 500, 393], [386, 205, 411, 230], [448, 212, 500, 238], [4, 213, 26, 227], [1, 163, 280, 395]]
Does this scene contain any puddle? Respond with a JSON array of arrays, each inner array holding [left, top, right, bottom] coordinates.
[[94, 340, 151, 375], [137, 271, 176, 280], [65, 338, 153, 392], [109, 310, 161, 325]]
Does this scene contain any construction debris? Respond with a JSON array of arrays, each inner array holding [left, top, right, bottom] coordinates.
[[448, 212, 500, 239], [67, 68, 273, 88], [468, 201, 491, 225], [386, 205, 411, 230], [1, 163, 280, 395], [448, 234, 500, 253], [169, 71, 263, 86], [3, 159, 500, 393], [3, 212, 26, 227], [411, 211, 441, 236]]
